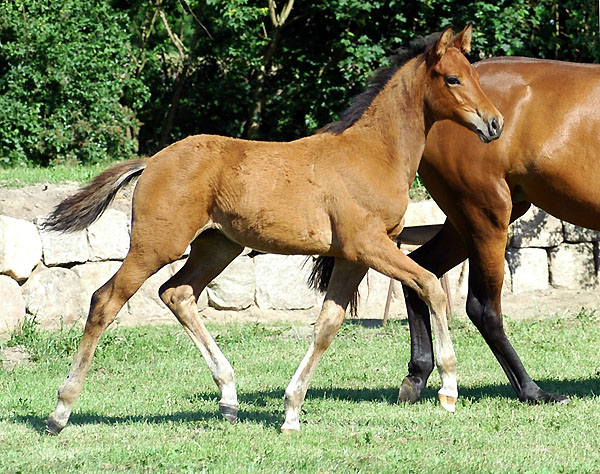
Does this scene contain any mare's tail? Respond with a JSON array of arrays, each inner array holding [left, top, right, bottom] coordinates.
[[307, 256, 360, 316], [42, 159, 147, 233]]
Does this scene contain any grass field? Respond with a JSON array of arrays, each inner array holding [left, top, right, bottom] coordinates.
[[1, 313, 599, 473], [0, 163, 116, 187]]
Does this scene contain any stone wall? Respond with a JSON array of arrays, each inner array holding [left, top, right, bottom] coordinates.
[[1, 200, 599, 332]]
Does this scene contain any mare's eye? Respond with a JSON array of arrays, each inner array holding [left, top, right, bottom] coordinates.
[[446, 76, 461, 86]]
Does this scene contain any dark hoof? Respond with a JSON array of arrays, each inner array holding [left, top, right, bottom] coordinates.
[[45, 417, 65, 436], [398, 377, 421, 404], [523, 389, 570, 405], [541, 393, 570, 405], [548, 393, 570, 404], [219, 403, 238, 424]]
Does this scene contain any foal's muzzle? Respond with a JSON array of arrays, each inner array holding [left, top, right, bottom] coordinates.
[[476, 114, 504, 143]]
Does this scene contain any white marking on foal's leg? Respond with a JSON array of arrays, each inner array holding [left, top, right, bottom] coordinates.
[[281, 299, 345, 433], [429, 298, 458, 412]]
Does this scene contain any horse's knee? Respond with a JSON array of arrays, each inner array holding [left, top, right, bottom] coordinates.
[[417, 272, 446, 313], [466, 294, 504, 341]]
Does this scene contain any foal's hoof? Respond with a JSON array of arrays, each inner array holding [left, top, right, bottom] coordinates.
[[280, 422, 300, 434], [438, 393, 457, 413], [280, 427, 300, 435], [398, 377, 421, 404], [219, 403, 238, 424], [45, 417, 65, 436]]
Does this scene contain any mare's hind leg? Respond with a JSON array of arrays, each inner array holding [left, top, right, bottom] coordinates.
[[282, 259, 368, 433], [159, 231, 244, 423], [46, 251, 167, 435]]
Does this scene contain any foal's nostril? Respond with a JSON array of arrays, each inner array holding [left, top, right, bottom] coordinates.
[[490, 117, 499, 135]]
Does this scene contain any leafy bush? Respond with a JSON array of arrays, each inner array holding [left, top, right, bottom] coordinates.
[[0, 1, 149, 166]]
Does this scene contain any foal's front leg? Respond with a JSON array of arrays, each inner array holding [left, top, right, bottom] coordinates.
[[282, 259, 367, 433], [348, 229, 458, 412]]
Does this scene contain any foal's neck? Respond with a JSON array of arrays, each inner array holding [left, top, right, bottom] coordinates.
[[349, 57, 428, 171]]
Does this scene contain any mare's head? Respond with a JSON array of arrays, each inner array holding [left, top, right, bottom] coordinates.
[[424, 25, 503, 142]]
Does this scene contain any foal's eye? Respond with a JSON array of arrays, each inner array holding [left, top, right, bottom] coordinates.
[[446, 76, 461, 86]]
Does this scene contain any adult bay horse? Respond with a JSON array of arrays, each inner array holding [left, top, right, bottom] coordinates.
[[43, 26, 503, 435], [397, 56, 600, 406]]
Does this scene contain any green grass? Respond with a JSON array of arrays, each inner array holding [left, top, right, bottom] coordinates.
[[1, 314, 599, 473], [0, 162, 119, 187]]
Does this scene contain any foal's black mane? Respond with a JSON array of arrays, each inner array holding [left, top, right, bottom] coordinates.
[[320, 32, 442, 134]]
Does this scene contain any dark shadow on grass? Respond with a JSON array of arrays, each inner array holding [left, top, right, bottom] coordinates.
[[344, 318, 409, 328], [12, 377, 599, 434]]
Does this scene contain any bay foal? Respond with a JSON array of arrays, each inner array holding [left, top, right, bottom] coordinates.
[[44, 26, 502, 435]]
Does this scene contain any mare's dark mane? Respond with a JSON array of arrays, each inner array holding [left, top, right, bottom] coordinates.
[[320, 32, 442, 134]]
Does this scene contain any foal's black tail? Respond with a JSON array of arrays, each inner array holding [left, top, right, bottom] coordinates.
[[307, 256, 360, 316], [42, 159, 147, 233]]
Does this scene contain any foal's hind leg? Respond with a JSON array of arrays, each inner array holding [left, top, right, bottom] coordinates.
[[282, 259, 367, 433], [159, 231, 244, 423], [46, 252, 167, 435]]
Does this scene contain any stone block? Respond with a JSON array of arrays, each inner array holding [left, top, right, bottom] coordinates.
[[0, 216, 42, 281], [510, 206, 563, 248], [21, 267, 87, 326], [403, 200, 446, 227], [505, 248, 549, 294], [255, 254, 318, 310], [563, 222, 600, 243], [549, 243, 597, 290], [38, 224, 89, 266], [0, 275, 26, 332], [207, 255, 255, 310], [72, 261, 124, 314], [88, 209, 130, 261]]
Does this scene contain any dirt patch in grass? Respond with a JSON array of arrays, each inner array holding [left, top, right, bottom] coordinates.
[[0, 345, 32, 370]]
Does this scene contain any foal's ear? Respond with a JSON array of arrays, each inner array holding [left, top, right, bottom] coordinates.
[[434, 26, 454, 60], [453, 24, 473, 54]]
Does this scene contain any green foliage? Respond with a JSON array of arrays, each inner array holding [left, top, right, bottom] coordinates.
[[0, 0, 148, 166], [1, 1, 598, 164]]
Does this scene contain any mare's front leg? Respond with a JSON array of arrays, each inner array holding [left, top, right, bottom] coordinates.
[[159, 231, 244, 423], [399, 221, 467, 403], [463, 202, 569, 404], [282, 259, 367, 433]]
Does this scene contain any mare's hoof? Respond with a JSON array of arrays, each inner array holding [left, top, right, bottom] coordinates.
[[552, 394, 570, 405], [398, 377, 421, 404], [219, 403, 238, 424], [438, 393, 457, 413], [45, 417, 65, 436], [531, 393, 570, 405]]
